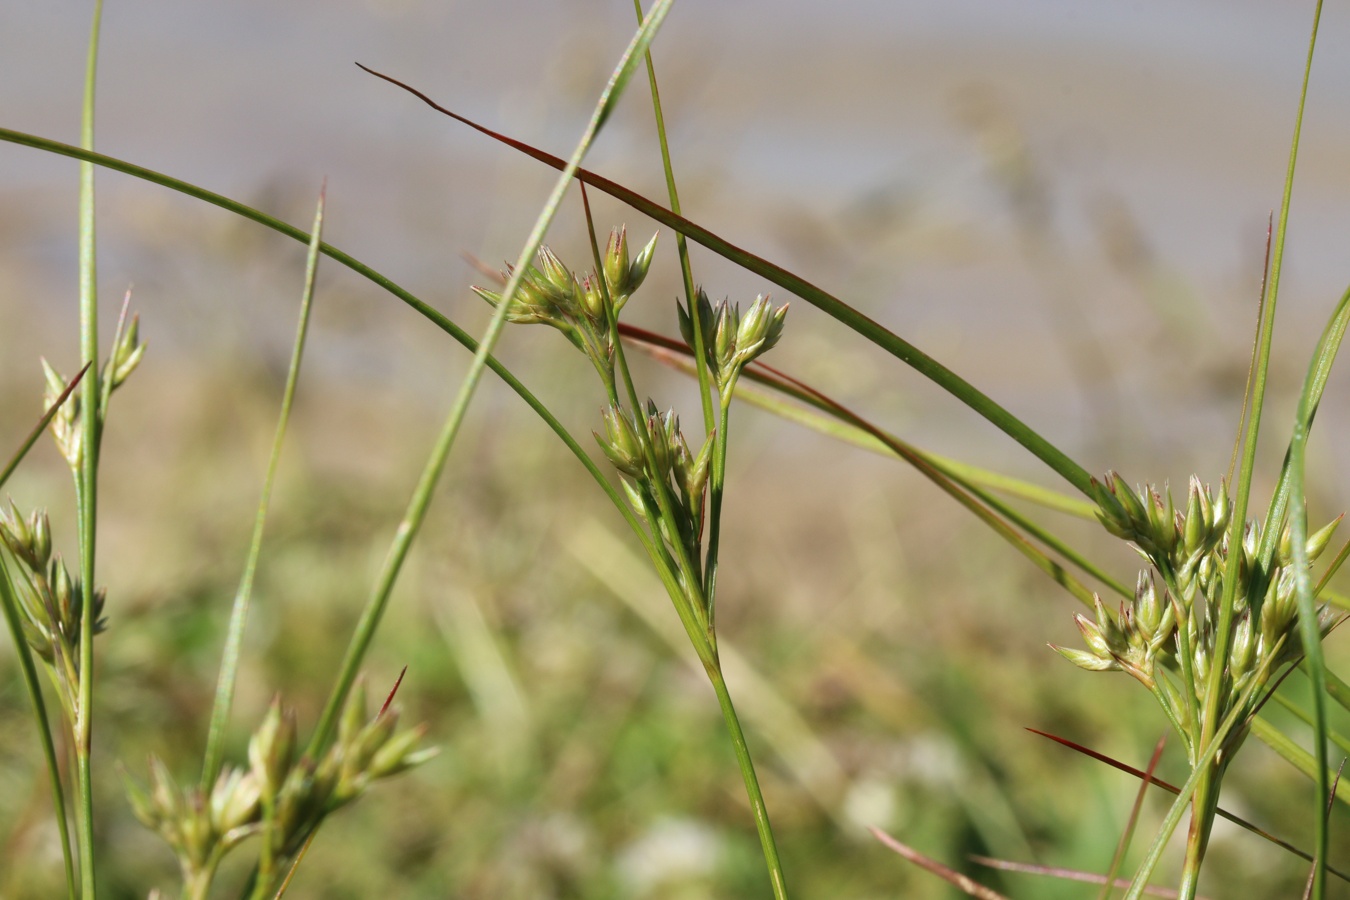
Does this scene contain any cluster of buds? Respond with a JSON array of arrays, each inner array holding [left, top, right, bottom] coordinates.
[[1062, 473, 1342, 753], [596, 402, 713, 583], [1058, 574, 1176, 687], [678, 289, 788, 391], [124, 760, 261, 885], [1089, 472, 1231, 566], [248, 683, 435, 863], [0, 503, 106, 720], [472, 229, 657, 371], [42, 304, 144, 472], [126, 681, 434, 894]]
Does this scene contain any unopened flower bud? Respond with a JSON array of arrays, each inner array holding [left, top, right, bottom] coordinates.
[[595, 406, 645, 478], [1054, 643, 1119, 672], [249, 699, 297, 799], [1306, 515, 1343, 563]]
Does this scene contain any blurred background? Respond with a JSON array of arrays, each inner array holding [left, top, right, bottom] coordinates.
[[4, 0, 1350, 896]]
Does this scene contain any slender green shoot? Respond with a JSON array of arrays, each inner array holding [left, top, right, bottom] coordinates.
[[1098, 734, 1166, 900], [1256, 708, 1350, 784], [1283, 274, 1350, 900], [201, 187, 326, 790], [307, 0, 675, 757], [709, 665, 788, 899], [632, 0, 713, 435], [75, 2, 105, 895]]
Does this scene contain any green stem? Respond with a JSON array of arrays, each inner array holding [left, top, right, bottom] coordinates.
[[75, 1, 105, 896], [201, 191, 324, 790], [1176, 765, 1220, 900], [707, 664, 788, 900], [631, 0, 714, 435], [1193, 8, 1323, 896], [702, 396, 732, 619]]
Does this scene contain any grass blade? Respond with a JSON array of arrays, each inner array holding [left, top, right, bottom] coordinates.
[[354, 66, 1095, 497], [1028, 727, 1348, 881], [0, 362, 91, 491], [200, 186, 326, 790], [1282, 80, 1344, 891], [1193, 12, 1325, 895], [1250, 715, 1350, 804], [871, 827, 1010, 899], [971, 857, 1190, 899], [621, 321, 1098, 521], [1099, 733, 1167, 900]]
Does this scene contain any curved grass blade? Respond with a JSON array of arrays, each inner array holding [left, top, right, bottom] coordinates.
[[0, 362, 91, 491], [1252, 713, 1350, 797], [201, 186, 325, 791], [620, 324, 1108, 604], [871, 827, 1011, 900], [1100, 733, 1167, 900], [306, 0, 676, 757], [1284, 272, 1346, 900], [620, 322, 1098, 521], [353, 65, 1095, 498], [0, 128, 642, 516], [1028, 727, 1350, 882], [970, 857, 1188, 899], [1269, 674, 1350, 761]]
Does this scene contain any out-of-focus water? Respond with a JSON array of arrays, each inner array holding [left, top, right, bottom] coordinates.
[[4, 1, 1350, 482]]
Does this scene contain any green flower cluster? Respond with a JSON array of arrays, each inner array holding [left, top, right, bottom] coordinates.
[[0, 503, 106, 724], [1061, 473, 1341, 761], [126, 680, 434, 897]]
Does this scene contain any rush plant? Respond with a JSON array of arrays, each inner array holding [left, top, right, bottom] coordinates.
[[4, 0, 1350, 898]]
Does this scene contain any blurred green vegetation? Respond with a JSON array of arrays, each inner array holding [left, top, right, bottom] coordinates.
[[3, 279, 1348, 898]]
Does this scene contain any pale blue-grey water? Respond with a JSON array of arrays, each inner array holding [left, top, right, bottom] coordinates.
[[4, 1, 1350, 485]]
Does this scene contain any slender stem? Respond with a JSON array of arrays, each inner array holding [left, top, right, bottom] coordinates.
[[610, 306, 707, 619], [1192, 11, 1322, 898], [202, 190, 324, 790], [703, 397, 732, 618], [75, 1, 105, 896], [1177, 765, 1219, 900], [631, 0, 714, 435], [707, 664, 788, 900]]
